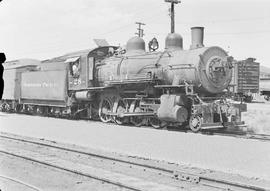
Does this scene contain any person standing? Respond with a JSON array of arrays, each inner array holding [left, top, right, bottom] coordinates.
[[0, 53, 6, 100]]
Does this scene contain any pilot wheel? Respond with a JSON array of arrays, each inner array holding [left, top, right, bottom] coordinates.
[[189, 114, 202, 132]]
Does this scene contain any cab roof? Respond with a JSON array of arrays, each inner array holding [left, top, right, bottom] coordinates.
[[42, 46, 118, 63]]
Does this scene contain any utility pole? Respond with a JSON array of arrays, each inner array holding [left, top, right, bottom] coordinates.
[[135, 22, 145, 37], [165, 0, 181, 33]]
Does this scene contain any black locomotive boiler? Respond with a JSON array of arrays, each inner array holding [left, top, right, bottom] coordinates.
[[1, 27, 247, 132]]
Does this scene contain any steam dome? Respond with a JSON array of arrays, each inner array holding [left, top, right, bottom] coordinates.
[[126, 36, 145, 53], [165, 33, 183, 50]]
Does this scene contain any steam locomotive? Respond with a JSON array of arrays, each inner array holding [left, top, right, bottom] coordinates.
[[1, 27, 247, 132]]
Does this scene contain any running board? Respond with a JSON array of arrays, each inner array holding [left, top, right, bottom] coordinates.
[[108, 112, 155, 118]]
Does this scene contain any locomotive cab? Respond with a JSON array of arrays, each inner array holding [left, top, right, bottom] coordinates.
[[67, 55, 88, 90], [67, 46, 118, 91]]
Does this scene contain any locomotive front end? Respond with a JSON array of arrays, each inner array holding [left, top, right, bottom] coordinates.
[[196, 46, 233, 94], [158, 27, 247, 131], [165, 27, 233, 95]]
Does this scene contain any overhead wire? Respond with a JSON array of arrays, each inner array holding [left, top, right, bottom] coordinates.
[[147, 30, 270, 36], [148, 16, 270, 25], [8, 7, 169, 57], [5, 3, 270, 58], [179, 16, 270, 25], [99, 9, 168, 36]]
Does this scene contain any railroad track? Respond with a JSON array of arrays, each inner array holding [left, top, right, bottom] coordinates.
[[0, 175, 41, 191], [245, 133, 270, 141], [0, 133, 269, 191], [167, 127, 270, 142], [200, 130, 270, 142]]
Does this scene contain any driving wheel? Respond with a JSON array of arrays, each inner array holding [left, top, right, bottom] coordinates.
[[99, 98, 112, 123]]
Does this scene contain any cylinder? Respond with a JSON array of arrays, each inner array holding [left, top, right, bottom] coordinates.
[[173, 105, 188, 123], [190, 27, 204, 49], [75, 91, 92, 100]]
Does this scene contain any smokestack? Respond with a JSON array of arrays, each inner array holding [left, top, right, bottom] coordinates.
[[190, 27, 204, 49]]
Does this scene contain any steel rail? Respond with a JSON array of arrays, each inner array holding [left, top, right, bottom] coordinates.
[[245, 133, 270, 141], [0, 150, 143, 191], [204, 131, 270, 142], [199, 176, 268, 191], [175, 128, 270, 142], [0, 175, 41, 191], [0, 134, 173, 174], [0, 133, 269, 191]]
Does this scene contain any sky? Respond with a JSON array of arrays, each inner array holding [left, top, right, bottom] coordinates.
[[0, 0, 270, 67]]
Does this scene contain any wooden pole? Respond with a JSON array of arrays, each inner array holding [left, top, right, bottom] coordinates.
[[164, 0, 180, 33]]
